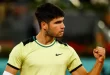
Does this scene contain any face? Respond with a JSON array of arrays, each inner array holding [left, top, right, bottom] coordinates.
[[44, 17, 65, 38]]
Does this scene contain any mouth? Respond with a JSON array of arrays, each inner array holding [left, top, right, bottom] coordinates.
[[60, 31, 64, 34]]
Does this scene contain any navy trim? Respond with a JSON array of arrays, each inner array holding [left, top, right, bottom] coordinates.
[[70, 64, 82, 73], [7, 63, 20, 70], [22, 36, 34, 46]]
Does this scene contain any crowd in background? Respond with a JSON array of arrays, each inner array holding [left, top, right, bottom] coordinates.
[[0, 0, 110, 57]]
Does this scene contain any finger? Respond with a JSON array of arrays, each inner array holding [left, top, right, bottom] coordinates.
[[93, 49, 98, 53], [94, 49, 103, 56], [99, 50, 105, 57], [96, 47, 105, 54], [94, 49, 103, 57], [96, 46, 105, 51]]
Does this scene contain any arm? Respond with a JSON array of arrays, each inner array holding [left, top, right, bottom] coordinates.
[[3, 65, 18, 75], [71, 46, 105, 75], [3, 42, 23, 75]]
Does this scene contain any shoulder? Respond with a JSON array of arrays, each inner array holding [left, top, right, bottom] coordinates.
[[10, 36, 35, 56], [56, 39, 76, 52], [22, 36, 35, 46], [13, 36, 35, 50], [55, 39, 67, 46]]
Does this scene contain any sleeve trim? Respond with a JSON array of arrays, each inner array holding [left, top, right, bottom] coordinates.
[[70, 64, 82, 73], [7, 63, 20, 70]]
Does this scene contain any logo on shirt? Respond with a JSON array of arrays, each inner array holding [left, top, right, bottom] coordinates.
[[56, 53, 63, 56]]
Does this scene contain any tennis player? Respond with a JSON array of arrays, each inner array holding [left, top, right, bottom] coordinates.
[[3, 3, 105, 75]]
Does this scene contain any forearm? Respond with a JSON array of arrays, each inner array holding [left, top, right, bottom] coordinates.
[[87, 60, 104, 75], [3, 65, 18, 75]]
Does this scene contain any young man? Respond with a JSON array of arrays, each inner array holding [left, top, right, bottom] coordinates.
[[3, 3, 105, 75]]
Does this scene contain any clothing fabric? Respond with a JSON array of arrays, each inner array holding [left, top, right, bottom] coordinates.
[[7, 36, 82, 75]]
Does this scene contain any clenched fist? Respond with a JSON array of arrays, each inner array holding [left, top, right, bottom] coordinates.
[[93, 46, 106, 63]]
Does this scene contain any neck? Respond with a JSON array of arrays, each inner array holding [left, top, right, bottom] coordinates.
[[36, 31, 55, 45]]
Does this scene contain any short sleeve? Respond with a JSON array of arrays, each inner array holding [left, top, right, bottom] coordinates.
[[67, 46, 82, 73], [7, 42, 24, 70]]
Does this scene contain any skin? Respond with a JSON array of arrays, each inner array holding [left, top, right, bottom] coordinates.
[[36, 17, 65, 45], [4, 17, 105, 75]]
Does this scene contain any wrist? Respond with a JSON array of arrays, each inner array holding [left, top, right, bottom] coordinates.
[[96, 59, 104, 63]]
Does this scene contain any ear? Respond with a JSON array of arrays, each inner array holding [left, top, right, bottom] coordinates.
[[41, 21, 48, 30]]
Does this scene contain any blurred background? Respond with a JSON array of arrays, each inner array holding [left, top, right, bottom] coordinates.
[[0, 0, 110, 75]]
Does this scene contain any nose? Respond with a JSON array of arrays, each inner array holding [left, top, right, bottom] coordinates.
[[61, 23, 65, 29]]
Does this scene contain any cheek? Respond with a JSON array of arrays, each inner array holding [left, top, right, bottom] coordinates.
[[47, 28, 56, 35], [51, 29, 58, 34], [50, 28, 59, 36], [48, 25, 60, 35], [53, 27, 60, 33]]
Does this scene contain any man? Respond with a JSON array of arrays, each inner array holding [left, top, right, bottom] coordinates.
[[3, 3, 105, 75]]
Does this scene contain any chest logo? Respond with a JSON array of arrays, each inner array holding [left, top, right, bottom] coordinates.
[[56, 53, 63, 56]]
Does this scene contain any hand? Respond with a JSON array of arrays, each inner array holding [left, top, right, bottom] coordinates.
[[93, 46, 106, 63]]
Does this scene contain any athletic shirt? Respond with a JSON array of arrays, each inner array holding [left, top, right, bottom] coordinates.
[[7, 36, 82, 75]]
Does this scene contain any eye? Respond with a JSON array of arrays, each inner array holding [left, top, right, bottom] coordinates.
[[54, 21, 62, 24]]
